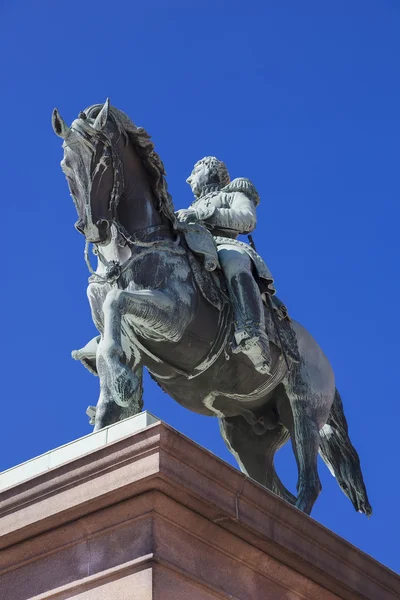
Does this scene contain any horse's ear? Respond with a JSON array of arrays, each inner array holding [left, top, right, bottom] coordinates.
[[52, 108, 70, 139], [93, 98, 110, 131]]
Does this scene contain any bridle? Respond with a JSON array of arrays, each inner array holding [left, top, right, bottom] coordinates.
[[84, 221, 174, 284]]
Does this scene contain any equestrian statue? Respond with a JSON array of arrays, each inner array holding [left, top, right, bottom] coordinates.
[[52, 100, 371, 516]]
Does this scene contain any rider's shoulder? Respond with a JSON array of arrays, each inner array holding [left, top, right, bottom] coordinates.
[[222, 178, 260, 206]]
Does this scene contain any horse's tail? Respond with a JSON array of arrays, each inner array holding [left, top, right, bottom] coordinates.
[[319, 389, 372, 517]]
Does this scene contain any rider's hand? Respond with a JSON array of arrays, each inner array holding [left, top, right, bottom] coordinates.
[[175, 209, 198, 223]]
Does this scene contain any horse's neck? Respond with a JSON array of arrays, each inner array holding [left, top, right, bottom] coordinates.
[[118, 144, 163, 235], [117, 189, 163, 235], [116, 185, 175, 247], [95, 146, 173, 273]]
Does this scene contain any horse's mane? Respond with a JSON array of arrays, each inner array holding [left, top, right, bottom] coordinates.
[[84, 104, 178, 228]]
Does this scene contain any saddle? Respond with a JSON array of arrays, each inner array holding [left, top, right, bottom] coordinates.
[[178, 222, 220, 272]]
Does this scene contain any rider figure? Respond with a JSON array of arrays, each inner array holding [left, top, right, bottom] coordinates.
[[176, 156, 274, 375]]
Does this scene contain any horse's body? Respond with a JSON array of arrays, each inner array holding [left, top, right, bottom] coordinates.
[[53, 100, 371, 516]]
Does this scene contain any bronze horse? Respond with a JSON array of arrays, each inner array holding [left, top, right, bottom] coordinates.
[[52, 100, 371, 516]]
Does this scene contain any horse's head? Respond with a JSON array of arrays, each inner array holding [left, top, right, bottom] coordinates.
[[53, 100, 177, 246], [52, 99, 126, 244]]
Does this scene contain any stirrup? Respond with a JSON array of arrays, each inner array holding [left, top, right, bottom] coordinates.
[[232, 329, 272, 375]]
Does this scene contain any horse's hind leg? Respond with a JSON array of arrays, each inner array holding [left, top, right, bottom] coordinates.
[[219, 415, 296, 505], [264, 425, 296, 505], [279, 365, 334, 515]]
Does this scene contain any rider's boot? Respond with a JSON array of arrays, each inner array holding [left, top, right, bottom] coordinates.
[[229, 272, 272, 375]]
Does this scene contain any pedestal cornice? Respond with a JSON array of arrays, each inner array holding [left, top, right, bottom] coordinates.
[[0, 415, 398, 600]]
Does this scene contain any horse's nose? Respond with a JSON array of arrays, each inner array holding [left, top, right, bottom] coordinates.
[[74, 219, 85, 235], [96, 219, 108, 232]]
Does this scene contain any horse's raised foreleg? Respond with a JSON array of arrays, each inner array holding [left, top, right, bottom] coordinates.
[[94, 367, 143, 431], [70, 335, 142, 428], [95, 286, 190, 430]]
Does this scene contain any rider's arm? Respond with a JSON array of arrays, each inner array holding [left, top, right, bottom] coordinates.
[[197, 192, 257, 234]]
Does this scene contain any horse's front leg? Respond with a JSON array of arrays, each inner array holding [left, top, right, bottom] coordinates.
[[95, 287, 190, 430], [93, 366, 143, 430]]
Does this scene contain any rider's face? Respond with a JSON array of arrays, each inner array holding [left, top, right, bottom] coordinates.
[[186, 163, 210, 197]]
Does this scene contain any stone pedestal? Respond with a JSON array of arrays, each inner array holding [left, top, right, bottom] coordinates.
[[0, 412, 398, 599]]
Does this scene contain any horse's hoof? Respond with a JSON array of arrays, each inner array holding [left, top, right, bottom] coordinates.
[[86, 405, 96, 425]]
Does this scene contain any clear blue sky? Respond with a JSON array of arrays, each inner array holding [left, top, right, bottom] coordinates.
[[1, 0, 399, 573]]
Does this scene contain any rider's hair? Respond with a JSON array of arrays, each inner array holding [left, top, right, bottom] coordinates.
[[194, 156, 230, 188]]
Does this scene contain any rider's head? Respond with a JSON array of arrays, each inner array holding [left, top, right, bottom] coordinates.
[[186, 156, 230, 197]]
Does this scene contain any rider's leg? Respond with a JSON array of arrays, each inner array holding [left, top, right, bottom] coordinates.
[[218, 246, 271, 374]]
